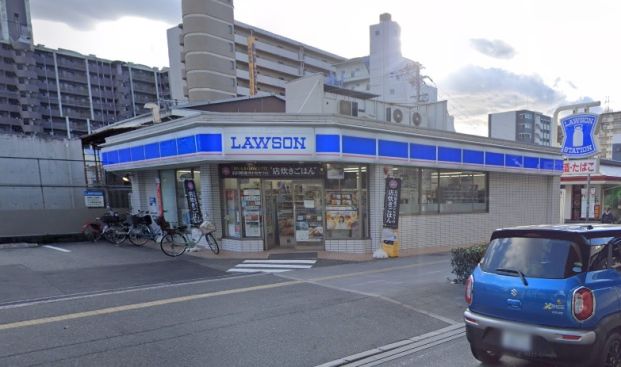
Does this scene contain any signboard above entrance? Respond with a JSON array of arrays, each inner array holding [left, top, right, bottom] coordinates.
[[562, 159, 598, 176], [219, 163, 324, 179], [560, 113, 598, 158]]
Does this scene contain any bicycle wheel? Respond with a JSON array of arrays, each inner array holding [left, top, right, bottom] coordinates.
[[206, 232, 220, 254], [113, 224, 128, 244], [82, 224, 97, 242], [102, 225, 117, 243], [129, 224, 149, 246], [105, 224, 126, 244], [160, 232, 188, 257]]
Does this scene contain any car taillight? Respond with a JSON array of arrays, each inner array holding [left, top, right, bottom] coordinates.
[[573, 287, 595, 321], [465, 275, 474, 305]]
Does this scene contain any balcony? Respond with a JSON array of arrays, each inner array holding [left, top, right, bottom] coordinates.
[[60, 84, 90, 97], [57, 71, 87, 83], [132, 82, 156, 94], [15, 69, 37, 79], [61, 97, 91, 109], [131, 71, 154, 84], [58, 58, 86, 72]]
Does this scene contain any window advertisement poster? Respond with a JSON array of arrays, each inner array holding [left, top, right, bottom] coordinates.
[[241, 189, 261, 237], [383, 178, 402, 229], [184, 179, 203, 225], [326, 210, 358, 231]]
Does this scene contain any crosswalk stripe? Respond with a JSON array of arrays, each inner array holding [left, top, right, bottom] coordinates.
[[242, 260, 317, 264], [236, 264, 313, 269], [227, 259, 318, 274], [226, 268, 292, 273]]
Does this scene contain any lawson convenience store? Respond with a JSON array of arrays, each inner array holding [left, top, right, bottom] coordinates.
[[101, 112, 563, 254]]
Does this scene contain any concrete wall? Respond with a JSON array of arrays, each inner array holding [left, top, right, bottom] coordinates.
[[285, 74, 325, 113], [0, 134, 101, 237], [182, 0, 237, 101], [167, 25, 186, 102]]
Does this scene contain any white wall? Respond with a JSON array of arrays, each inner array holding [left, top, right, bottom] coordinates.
[[489, 111, 517, 140]]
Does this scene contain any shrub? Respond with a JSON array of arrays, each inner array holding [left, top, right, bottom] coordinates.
[[450, 244, 488, 284]]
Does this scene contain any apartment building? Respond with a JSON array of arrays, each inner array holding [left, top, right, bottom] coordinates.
[[0, 0, 170, 137], [597, 111, 621, 160], [171, 1, 443, 120], [169, 0, 345, 102], [488, 110, 552, 146]]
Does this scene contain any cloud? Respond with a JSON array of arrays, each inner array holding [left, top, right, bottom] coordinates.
[[469, 38, 515, 59], [30, 0, 181, 30], [440, 65, 595, 136]]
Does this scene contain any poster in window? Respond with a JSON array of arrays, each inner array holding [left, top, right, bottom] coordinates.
[[326, 211, 358, 230], [184, 179, 203, 225]]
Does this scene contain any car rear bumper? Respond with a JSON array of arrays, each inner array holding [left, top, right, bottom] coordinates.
[[464, 309, 598, 364]]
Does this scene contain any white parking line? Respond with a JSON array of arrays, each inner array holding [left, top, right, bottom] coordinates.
[[42, 245, 71, 253]]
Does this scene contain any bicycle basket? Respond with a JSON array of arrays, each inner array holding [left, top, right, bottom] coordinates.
[[199, 221, 216, 235], [101, 215, 121, 224], [143, 215, 153, 226], [130, 215, 141, 225]]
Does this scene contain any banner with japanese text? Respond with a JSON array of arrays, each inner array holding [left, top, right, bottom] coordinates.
[[383, 178, 402, 229]]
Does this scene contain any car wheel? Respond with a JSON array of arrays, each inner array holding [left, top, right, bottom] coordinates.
[[470, 346, 501, 364], [601, 333, 621, 367]]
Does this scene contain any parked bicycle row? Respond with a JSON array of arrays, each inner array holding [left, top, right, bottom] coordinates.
[[81, 208, 219, 257]]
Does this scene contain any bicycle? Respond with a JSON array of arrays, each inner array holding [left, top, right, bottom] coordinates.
[[82, 208, 128, 245], [127, 210, 159, 246], [159, 219, 220, 257]]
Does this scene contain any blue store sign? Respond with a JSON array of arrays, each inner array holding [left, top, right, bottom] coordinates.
[[560, 113, 598, 158]]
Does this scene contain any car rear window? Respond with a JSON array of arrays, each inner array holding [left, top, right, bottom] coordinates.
[[481, 237, 583, 279]]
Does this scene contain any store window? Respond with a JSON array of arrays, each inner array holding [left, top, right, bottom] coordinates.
[[394, 166, 488, 215], [325, 164, 368, 239], [420, 168, 439, 214], [439, 171, 487, 213], [223, 178, 241, 238], [392, 167, 419, 215]]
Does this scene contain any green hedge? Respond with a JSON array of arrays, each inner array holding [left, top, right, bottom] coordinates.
[[450, 244, 488, 284]]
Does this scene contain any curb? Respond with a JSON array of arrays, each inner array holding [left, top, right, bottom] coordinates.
[[0, 242, 39, 249]]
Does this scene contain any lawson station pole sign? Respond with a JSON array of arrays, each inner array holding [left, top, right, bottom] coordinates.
[[560, 113, 599, 158]]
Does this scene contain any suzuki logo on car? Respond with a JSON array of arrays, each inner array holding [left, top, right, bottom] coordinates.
[[510, 289, 518, 297]]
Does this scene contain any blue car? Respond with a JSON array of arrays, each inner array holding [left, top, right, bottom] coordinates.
[[465, 224, 621, 367]]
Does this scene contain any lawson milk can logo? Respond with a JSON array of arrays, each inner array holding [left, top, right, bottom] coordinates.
[[560, 113, 598, 158]]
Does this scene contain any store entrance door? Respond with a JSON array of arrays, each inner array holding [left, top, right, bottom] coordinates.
[[262, 180, 324, 249]]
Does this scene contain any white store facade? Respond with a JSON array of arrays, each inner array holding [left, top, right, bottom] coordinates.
[[100, 112, 562, 254]]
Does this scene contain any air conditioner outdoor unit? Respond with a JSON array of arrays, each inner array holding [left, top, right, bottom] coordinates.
[[393, 108, 403, 123]]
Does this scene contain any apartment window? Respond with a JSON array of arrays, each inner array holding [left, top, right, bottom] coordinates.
[[375, 30, 380, 36]]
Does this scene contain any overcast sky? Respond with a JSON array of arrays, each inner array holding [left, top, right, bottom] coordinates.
[[29, 0, 620, 135]]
